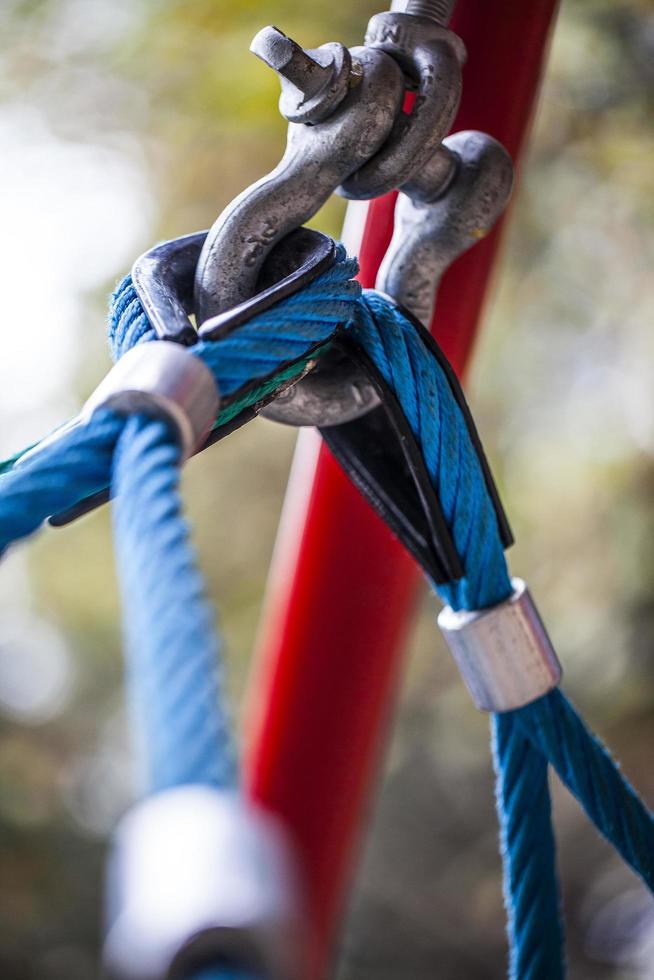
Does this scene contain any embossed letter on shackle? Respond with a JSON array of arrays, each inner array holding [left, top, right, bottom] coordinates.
[[338, 1, 464, 201]]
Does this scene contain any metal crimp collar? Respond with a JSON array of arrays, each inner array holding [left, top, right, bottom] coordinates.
[[82, 342, 220, 461], [437, 578, 563, 713]]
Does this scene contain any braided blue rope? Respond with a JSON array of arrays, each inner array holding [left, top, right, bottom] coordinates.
[[111, 414, 256, 980], [492, 711, 564, 979], [1, 249, 653, 980], [354, 291, 512, 610], [353, 293, 565, 978], [354, 292, 654, 978], [104, 258, 358, 980], [0, 411, 124, 552], [511, 689, 654, 890], [111, 414, 236, 793], [108, 246, 361, 393], [0, 246, 360, 546]]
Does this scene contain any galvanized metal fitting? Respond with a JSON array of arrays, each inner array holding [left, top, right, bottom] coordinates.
[[104, 787, 304, 980], [265, 131, 513, 427], [338, 12, 465, 200], [82, 342, 220, 461], [437, 578, 563, 713], [251, 26, 354, 125], [377, 129, 514, 326], [194, 44, 403, 321]]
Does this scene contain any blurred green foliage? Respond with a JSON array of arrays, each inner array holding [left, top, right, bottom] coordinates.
[[1, 1, 654, 978]]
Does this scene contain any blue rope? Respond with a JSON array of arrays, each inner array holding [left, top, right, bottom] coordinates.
[[354, 293, 653, 975], [104, 255, 359, 980], [111, 414, 236, 793], [0, 411, 124, 553], [0, 246, 361, 544], [1, 248, 653, 980], [108, 246, 361, 396], [354, 291, 512, 610], [111, 414, 255, 980], [492, 711, 564, 979], [511, 689, 654, 890], [352, 293, 565, 978]]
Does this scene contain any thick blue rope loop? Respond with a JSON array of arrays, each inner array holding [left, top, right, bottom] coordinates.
[[354, 293, 564, 978], [109, 245, 361, 399], [350, 293, 654, 978], [0, 245, 360, 548], [354, 290, 513, 612], [1, 242, 653, 980]]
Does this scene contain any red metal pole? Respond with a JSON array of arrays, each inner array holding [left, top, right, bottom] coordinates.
[[244, 2, 559, 975]]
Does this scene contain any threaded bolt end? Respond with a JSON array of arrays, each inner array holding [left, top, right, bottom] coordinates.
[[390, 0, 455, 26], [250, 26, 332, 98]]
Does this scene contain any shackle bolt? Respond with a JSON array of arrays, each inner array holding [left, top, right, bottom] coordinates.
[[251, 26, 354, 125]]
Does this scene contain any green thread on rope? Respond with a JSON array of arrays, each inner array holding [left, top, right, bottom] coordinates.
[[211, 344, 330, 430]]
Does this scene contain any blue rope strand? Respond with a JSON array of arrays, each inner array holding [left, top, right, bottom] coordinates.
[[111, 414, 236, 793], [513, 689, 654, 890], [492, 713, 565, 979], [0, 411, 123, 552], [111, 414, 249, 980]]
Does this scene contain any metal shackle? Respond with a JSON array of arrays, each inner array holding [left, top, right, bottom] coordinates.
[[104, 787, 304, 980], [262, 132, 513, 428], [338, 10, 465, 201], [193, 5, 512, 430], [377, 130, 514, 327], [194, 44, 404, 322]]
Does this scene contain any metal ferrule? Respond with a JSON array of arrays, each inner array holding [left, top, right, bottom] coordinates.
[[82, 342, 220, 461], [437, 578, 562, 712], [104, 787, 304, 980]]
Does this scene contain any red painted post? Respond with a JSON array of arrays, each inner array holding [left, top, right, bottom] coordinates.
[[244, 2, 560, 975]]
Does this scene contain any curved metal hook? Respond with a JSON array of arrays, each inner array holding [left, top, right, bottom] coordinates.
[[263, 130, 513, 427], [193, 46, 404, 324], [377, 130, 514, 327]]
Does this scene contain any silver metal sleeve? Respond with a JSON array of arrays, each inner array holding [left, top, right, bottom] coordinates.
[[437, 578, 562, 712], [82, 342, 219, 461], [104, 787, 304, 980]]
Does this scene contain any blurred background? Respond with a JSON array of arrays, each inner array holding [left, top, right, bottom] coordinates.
[[1, 0, 653, 977]]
